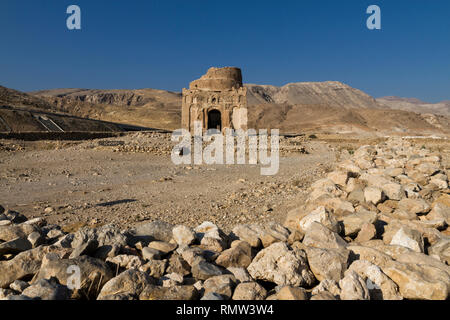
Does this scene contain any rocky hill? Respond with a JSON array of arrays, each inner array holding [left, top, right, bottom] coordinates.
[[1, 83, 449, 135], [244, 83, 450, 135], [246, 81, 380, 109], [30, 88, 182, 130], [377, 96, 450, 116]]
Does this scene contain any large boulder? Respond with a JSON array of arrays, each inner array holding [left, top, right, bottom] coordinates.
[[203, 275, 237, 300], [302, 222, 348, 250], [298, 206, 340, 233], [22, 278, 70, 300], [340, 209, 377, 237], [0, 245, 66, 289], [304, 246, 349, 282], [172, 225, 196, 246], [389, 227, 424, 253], [129, 220, 174, 243], [97, 269, 154, 300], [215, 241, 252, 268], [0, 237, 32, 256], [382, 262, 449, 300], [0, 223, 39, 242], [34, 255, 114, 294], [247, 242, 315, 287], [232, 282, 267, 300], [347, 260, 402, 300], [339, 270, 370, 300]]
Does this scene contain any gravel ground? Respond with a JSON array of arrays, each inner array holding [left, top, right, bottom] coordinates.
[[0, 133, 337, 232]]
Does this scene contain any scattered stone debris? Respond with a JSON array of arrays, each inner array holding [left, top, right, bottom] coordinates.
[[0, 137, 449, 300]]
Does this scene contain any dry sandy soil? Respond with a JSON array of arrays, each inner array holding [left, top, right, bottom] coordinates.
[[0, 132, 340, 233], [1, 132, 449, 234]]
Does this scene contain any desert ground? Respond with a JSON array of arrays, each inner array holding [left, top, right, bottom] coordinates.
[[1, 77, 450, 300], [1, 133, 449, 301], [1, 132, 448, 234], [0, 132, 338, 232]]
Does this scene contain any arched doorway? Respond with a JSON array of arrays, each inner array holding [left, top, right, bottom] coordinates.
[[207, 109, 221, 131]]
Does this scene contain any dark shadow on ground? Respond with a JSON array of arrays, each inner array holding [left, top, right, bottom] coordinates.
[[96, 199, 137, 207]]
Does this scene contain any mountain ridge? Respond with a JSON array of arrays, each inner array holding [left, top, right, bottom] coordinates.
[[1, 83, 449, 134]]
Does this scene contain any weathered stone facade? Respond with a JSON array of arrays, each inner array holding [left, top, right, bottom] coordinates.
[[182, 67, 248, 133]]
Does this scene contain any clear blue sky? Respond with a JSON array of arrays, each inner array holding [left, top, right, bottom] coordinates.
[[1, 0, 449, 102]]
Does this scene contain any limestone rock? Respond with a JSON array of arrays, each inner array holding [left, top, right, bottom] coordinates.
[[247, 242, 315, 287], [203, 275, 236, 299], [226, 267, 252, 283], [398, 198, 431, 215], [311, 279, 341, 297], [215, 241, 252, 268], [106, 254, 143, 270], [302, 222, 348, 250], [340, 209, 377, 237], [310, 291, 338, 300], [160, 273, 184, 287], [230, 224, 262, 247], [34, 255, 113, 291], [139, 259, 167, 278], [166, 253, 191, 276], [201, 292, 225, 300], [130, 220, 174, 243], [97, 269, 154, 299], [0, 245, 64, 289], [195, 221, 227, 252], [298, 206, 340, 233], [172, 225, 196, 246], [275, 286, 308, 300], [142, 247, 162, 261], [428, 239, 450, 265], [309, 178, 344, 201], [0, 237, 32, 256], [304, 246, 349, 282], [390, 227, 424, 253], [22, 278, 70, 300], [69, 239, 98, 259], [232, 282, 267, 300], [382, 183, 404, 201], [382, 262, 449, 300], [347, 260, 402, 300], [427, 194, 450, 224], [139, 284, 198, 300], [339, 270, 370, 300], [27, 231, 45, 248], [148, 241, 177, 254], [9, 280, 29, 293], [191, 260, 223, 280], [355, 223, 377, 243], [0, 224, 38, 242], [327, 170, 350, 187], [364, 187, 384, 205]]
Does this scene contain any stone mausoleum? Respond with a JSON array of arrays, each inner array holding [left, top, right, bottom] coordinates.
[[182, 67, 248, 133]]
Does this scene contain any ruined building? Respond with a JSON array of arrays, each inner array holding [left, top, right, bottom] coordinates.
[[182, 67, 248, 133]]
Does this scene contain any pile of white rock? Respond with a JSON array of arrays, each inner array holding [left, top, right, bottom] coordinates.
[[0, 138, 448, 300]]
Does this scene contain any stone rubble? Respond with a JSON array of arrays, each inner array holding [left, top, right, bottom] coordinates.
[[0, 137, 449, 300]]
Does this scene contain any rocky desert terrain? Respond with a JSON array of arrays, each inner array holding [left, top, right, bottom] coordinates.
[[0, 134, 449, 300], [2, 82, 450, 135], [1, 77, 449, 301]]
